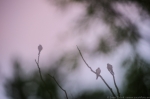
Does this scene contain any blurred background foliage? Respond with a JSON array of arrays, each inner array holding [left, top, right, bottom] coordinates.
[[4, 0, 150, 99]]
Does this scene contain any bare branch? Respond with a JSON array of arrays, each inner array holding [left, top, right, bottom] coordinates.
[[113, 75, 120, 97], [48, 74, 69, 99], [35, 56, 53, 99], [35, 44, 68, 99], [107, 63, 120, 97], [77, 46, 117, 98]]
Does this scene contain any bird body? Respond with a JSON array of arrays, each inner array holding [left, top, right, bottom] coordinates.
[[96, 68, 101, 80]]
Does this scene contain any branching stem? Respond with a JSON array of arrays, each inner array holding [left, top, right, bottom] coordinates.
[[35, 55, 52, 99], [77, 46, 117, 98], [112, 75, 120, 97], [48, 74, 69, 99], [36, 46, 69, 99]]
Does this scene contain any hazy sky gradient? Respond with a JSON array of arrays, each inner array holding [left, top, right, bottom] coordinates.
[[1, 0, 150, 98]]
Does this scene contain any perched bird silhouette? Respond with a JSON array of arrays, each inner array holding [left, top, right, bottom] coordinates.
[[38, 44, 43, 55], [96, 68, 101, 80], [107, 63, 114, 75]]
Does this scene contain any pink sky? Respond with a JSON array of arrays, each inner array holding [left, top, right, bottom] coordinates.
[[0, 0, 85, 98]]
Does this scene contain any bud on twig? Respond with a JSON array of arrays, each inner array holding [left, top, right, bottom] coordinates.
[[107, 63, 120, 97], [107, 63, 114, 75], [38, 44, 43, 55]]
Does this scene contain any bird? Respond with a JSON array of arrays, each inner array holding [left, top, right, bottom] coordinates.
[[96, 68, 101, 80], [38, 44, 43, 55], [107, 63, 114, 75]]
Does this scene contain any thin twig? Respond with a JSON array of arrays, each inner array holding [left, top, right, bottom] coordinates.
[[35, 59, 53, 99], [77, 46, 117, 98], [38, 54, 40, 63], [70, 93, 74, 99], [112, 75, 120, 97], [48, 74, 69, 99]]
